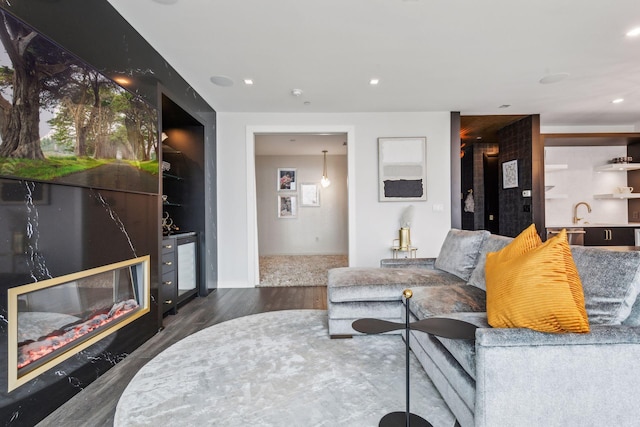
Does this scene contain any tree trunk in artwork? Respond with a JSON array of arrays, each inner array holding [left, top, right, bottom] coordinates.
[[1, 59, 44, 159]]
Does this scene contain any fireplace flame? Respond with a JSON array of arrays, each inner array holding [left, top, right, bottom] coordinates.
[[18, 299, 139, 370]]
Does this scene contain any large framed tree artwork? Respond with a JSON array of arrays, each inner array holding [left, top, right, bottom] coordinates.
[[0, 10, 159, 194]]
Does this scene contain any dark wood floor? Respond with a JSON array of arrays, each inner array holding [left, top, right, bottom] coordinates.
[[37, 286, 328, 427]]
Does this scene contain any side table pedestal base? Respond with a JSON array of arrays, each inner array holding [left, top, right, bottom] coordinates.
[[380, 411, 432, 427]]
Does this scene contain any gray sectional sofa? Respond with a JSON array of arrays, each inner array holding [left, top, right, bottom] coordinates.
[[327, 229, 640, 426]]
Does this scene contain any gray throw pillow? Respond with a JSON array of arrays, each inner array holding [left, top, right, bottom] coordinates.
[[434, 229, 489, 281], [571, 246, 640, 325], [466, 234, 513, 291]]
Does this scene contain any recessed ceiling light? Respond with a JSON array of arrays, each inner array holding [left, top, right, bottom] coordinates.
[[626, 27, 640, 37], [612, 98, 625, 104], [210, 75, 234, 87], [369, 78, 380, 85], [291, 89, 303, 97], [304, 101, 311, 106], [539, 73, 570, 84], [243, 79, 254, 85]]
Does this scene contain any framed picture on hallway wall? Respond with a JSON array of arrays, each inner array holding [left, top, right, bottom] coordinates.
[[278, 195, 297, 218], [300, 183, 320, 207], [278, 168, 297, 191]]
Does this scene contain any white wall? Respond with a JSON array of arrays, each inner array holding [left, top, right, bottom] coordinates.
[[541, 125, 637, 133], [217, 112, 452, 288], [545, 146, 629, 226], [256, 154, 348, 255]]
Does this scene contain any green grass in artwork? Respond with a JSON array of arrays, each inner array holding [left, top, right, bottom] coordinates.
[[125, 160, 159, 175], [0, 156, 108, 180]]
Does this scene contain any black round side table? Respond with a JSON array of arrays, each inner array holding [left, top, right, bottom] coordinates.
[[352, 289, 477, 427]]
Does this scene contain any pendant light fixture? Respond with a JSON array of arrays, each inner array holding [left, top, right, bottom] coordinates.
[[321, 150, 331, 188]]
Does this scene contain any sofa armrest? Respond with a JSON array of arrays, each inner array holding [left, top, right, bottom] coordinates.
[[476, 324, 640, 347], [475, 325, 640, 427], [380, 258, 436, 269]]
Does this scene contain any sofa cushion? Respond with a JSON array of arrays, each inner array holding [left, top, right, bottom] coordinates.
[[431, 312, 489, 380], [328, 267, 464, 303], [408, 287, 487, 380], [434, 229, 490, 281], [486, 229, 590, 333], [467, 234, 513, 291], [408, 284, 487, 319], [571, 245, 640, 325]]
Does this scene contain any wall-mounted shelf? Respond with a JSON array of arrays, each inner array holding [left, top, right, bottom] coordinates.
[[595, 164, 640, 172], [593, 193, 640, 199], [545, 164, 568, 172], [162, 172, 184, 181]]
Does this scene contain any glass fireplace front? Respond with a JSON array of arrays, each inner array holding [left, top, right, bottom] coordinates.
[[7, 256, 150, 392]]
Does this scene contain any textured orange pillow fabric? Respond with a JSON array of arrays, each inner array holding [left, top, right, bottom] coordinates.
[[492, 223, 542, 262], [486, 228, 590, 333]]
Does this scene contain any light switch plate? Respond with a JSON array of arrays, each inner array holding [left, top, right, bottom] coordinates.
[[522, 190, 532, 197]]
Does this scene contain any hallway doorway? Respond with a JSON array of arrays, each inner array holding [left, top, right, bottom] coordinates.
[[483, 153, 499, 233], [254, 133, 349, 287]]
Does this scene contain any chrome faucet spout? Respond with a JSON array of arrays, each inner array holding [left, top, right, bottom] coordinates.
[[573, 202, 592, 224]]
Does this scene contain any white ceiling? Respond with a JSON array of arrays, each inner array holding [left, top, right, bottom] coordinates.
[[107, 0, 640, 128], [255, 134, 347, 156]]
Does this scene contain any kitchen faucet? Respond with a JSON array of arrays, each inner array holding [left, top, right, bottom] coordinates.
[[573, 202, 592, 224]]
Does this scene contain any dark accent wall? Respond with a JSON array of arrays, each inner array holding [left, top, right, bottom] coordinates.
[[627, 143, 640, 221], [450, 112, 462, 229], [461, 145, 474, 230], [497, 115, 543, 237], [0, 1, 216, 424], [473, 143, 499, 230]]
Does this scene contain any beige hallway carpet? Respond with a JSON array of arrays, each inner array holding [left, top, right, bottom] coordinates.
[[258, 255, 348, 287]]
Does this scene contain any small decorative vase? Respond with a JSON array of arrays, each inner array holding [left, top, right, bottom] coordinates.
[[399, 227, 411, 250]]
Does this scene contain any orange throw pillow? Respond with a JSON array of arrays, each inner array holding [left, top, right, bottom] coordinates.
[[486, 228, 590, 333], [495, 223, 542, 260]]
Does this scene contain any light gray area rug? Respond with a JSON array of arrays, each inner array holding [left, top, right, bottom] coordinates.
[[114, 310, 455, 427], [258, 255, 348, 287]]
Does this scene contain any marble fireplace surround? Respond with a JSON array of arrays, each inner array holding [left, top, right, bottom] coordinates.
[[0, 0, 216, 422]]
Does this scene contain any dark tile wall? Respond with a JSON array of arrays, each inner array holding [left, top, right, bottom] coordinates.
[[461, 145, 474, 230], [473, 143, 499, 230], [498, 116, 534, 237], [627, 143, 640, 220], [0, 1, 216, 424]]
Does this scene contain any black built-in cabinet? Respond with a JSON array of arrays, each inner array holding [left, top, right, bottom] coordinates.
[[160, 95, 207, 317], [584, 227, 636, 246]]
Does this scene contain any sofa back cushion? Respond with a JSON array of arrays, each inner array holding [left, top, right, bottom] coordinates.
[[571, 246, 640, 325], [435, 229, 489, 281], [467, 234, 513, 291]]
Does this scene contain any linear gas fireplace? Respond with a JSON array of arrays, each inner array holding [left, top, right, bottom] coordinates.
[[7, 256, 150, 392]]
